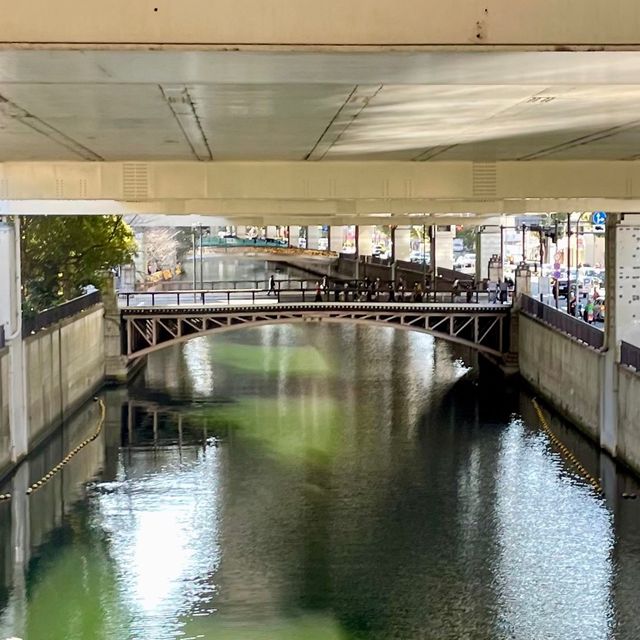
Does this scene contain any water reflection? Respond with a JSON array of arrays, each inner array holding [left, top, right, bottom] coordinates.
[[0, 324, 638, 639]]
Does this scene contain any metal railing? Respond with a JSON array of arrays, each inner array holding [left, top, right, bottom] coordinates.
[[22, 291, 102, 335], [158, 278, 323, 291], [621, 341, 640, 371], [201, 236, 288, 248], [119, 285, 494, 307], [520, 294, 604, 349]]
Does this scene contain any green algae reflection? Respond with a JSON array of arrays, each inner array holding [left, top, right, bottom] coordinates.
[[189, 396, 343, 464], [209, 341, 332, 376], [181, 613, 351, 639]]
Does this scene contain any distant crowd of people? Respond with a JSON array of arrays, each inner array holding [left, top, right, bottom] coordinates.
[[267, 274, 491, 303]]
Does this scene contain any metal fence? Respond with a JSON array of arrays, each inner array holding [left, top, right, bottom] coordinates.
[[22, 291, 102, 335], [621, 341, 640, 371], [520, 294, 604, 349]]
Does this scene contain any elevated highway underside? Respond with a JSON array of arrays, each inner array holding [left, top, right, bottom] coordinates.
[[2, 35, 640, 220]]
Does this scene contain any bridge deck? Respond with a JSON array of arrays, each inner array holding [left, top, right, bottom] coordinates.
[[122, 301, 510, 314], [120, 300, 512, 360]]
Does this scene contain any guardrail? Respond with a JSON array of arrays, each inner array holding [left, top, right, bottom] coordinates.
[[119, 286, 491, 307], [621, 341, 640, 371], [202, 236, 288, 248], [520, 294, 604, 349], [160, 278, 325, 291], [22, 291, 103, 335]]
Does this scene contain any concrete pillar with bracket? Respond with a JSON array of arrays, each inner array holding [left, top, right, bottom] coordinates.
[[435, 225, 454, 269], [476, 216, 504, 281], [0, 218, 28, 464], [357, 225, 375, 256], [288, 225, 301, 248], [394, 225, 412, 262], [330, 226, 344, 253], [598, 213, 640, 457], [307, 225, 322, 249]]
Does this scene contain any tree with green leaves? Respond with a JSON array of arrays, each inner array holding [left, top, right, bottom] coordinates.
[[21, 215, 137, 312]]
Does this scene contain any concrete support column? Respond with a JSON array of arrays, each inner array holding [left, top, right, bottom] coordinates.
[[357, 225, 375, 256], [0, 218, 27, 463], [600, 215, 621, 456], [330, 226, 344, 253], [288, 225, 301, 248], [435, 225, 454, 269], [476, 216, 504, 281], [307, 225, 322, 249], [394, 225, 412, 262], [104, 278, 144, 384]]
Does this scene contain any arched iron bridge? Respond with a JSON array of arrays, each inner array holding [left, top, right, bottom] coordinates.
[[120, 297, 511, 360]]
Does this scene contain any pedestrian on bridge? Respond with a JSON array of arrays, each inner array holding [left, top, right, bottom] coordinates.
[[499, 279, 509, 304], [488, 280, 498, 304], [267, 274, 277, 296], [314, 282, 323, 302], [388, 282, 396, 302]]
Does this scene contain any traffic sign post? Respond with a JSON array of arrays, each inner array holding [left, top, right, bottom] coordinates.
[[592, 211, 607, 225]]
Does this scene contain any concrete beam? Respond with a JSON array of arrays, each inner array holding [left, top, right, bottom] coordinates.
[[4, 0, 640, 48], [4, 161, 640, 220], [3, 160, 640, 201]]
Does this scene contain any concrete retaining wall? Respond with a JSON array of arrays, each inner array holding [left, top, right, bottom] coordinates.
[[0, 348, 9, 473], [617, 366, 640, 474], [23, 305, 105, 448], [519, 313, 603, 441]]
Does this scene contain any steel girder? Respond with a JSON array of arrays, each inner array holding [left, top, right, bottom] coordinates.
[[121, 302, 511, 360]]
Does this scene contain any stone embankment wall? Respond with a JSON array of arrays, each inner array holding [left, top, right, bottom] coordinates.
[[518, 314, 603, 441], [0, 304, 106, 479], [519, 312, 640, 475], [617, 366, 640, 473], [23, 305, 105, 448], [0, 347, 10, 473]]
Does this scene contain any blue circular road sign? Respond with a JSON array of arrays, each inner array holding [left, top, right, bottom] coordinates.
[[591, 211, 607, 225]]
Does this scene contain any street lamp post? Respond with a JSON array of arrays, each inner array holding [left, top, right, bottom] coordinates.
[[567, 214, 572, 312], [191, 227, 197, 291], [199, 225, 204, 289], [422, 224, 427, 287]]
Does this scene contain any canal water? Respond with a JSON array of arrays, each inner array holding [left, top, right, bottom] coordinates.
[[1, 323, 640, 640]]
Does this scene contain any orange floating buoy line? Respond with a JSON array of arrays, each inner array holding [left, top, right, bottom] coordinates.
[[531, 398, 603, 495], [24, 397, 106, 497]]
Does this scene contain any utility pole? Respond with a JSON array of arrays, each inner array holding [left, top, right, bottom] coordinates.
[[422, 224, 427, 287], [191, 227, 197, 292], [199, 225, 204, 289], [0, 217, 27, 462], [567, 214, 572, 312]]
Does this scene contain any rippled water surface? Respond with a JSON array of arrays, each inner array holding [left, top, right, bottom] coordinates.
[[1, 322, 640, 640]]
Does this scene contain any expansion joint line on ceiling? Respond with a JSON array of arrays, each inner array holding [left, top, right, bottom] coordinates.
[[0, 93, 103, 161]]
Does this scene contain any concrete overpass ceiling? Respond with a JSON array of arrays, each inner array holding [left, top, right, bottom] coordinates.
[[2, 51, 640, 164]]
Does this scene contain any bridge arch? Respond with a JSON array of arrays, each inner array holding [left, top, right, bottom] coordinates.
[[122, 303, 510, 360]]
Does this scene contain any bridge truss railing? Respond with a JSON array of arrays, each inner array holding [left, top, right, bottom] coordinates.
[[520, 294, 604, 349], [120, 301, 511, 360], [118, 286, 494, 308]]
